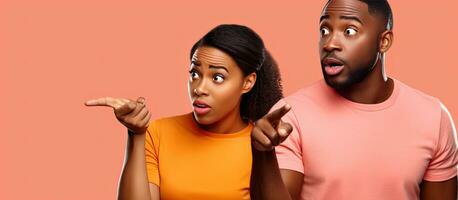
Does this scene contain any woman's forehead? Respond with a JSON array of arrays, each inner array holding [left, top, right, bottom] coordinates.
[[192, 46, 236, 67]]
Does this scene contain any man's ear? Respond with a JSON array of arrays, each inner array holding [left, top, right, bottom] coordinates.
[[242, 72, 257, 94], [379, 30, 393, 53]]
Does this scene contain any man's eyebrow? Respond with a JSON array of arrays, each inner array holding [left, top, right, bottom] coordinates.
[[340, 15, 364, 24], [209, 65, 228, 72], [191, 60, 200, 66], [319, 14, 364, 25]]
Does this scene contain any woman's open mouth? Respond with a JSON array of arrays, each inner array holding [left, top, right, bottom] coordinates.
[[193, 100, 211, 115]]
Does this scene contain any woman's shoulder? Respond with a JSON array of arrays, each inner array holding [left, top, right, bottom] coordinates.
[[152, 113, 192, 124], [148, 113, 195, 132]]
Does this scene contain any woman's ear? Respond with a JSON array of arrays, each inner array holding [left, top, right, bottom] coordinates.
[[242, 72, 257, 94], [379, 30, 393, 53]]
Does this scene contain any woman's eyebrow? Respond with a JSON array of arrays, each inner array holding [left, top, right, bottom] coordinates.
[[191, 60, 200, 66], [209, 65, 228, 73], [320, 14, 330, 23]]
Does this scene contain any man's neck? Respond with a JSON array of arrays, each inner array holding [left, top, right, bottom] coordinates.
[[337, 63, 394, 104]]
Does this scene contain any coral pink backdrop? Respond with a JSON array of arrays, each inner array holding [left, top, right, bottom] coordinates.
[[2, 1, 457, 199]]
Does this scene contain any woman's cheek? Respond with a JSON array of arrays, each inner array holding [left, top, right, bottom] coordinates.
[[214, 85, 240, 112]]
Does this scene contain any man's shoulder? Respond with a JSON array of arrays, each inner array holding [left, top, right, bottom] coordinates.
[[282, 79, 333, 107], [395, 79, 441, 107], [284, 79, 323, 99], [393, 79, 444, 123]]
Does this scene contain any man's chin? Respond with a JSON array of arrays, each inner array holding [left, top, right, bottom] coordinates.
[[324, 75, 351, 90]]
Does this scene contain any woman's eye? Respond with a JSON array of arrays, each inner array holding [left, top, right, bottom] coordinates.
[[320, 27, 330, 37], [345, 28, 357, 36], [213, 74, 224, 83], [189, 71, 199, 79]]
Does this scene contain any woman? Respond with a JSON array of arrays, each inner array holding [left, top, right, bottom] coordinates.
[[85, 24, 283, 199]]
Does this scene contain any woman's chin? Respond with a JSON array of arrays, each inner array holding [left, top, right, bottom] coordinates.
[[193, 112, 215, 125]]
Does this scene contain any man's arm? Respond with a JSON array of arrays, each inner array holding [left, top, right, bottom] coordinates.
[[420, 104, 458, 200], [420, 176, 457, 200]]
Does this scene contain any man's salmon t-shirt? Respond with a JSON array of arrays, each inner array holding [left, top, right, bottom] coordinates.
[[144, 113, 252, 200], [274, 79, 458, 200]]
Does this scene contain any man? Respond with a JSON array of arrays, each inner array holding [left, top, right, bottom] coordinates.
[[251, 0, 458, 199]]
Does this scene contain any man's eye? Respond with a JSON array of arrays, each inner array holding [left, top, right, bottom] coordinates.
[[320, 27, 330, 37], [213, 74, 224, 83], [345, 28, 357, 36]]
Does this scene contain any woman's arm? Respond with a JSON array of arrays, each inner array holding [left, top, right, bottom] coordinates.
[[85, 97, 158, 200], [251, 149, 303, 200], [250, 104, 303, 200], [118, 131, 159, 200]]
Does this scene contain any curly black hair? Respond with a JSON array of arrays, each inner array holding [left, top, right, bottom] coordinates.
[[190, 24, 283, 122]]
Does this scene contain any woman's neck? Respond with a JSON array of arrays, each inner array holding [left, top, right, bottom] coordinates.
[[198, 110, 247, 134]]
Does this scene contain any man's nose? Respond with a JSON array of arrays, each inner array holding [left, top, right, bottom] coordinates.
[[322, 33, 342, 52]]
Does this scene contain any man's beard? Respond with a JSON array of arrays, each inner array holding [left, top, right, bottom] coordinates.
[[324, 54, 379, 91]]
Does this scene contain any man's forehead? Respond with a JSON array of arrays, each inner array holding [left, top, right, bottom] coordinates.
[[321, 0, 369, 17]]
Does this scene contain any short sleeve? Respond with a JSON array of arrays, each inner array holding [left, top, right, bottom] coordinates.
[[273, 99, 305, 174], [145, 121, 160, 186], [423, 103, 458, 181]]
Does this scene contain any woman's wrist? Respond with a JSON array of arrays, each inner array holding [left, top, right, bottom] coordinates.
[[128, 128, 147, 135]]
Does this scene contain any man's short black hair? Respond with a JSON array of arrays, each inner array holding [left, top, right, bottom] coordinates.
[[360, 0, 393, 30], [327, 0, 394, 30]]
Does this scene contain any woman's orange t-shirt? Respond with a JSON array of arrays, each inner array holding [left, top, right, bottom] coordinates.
[[145, 113, 253, 199]]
